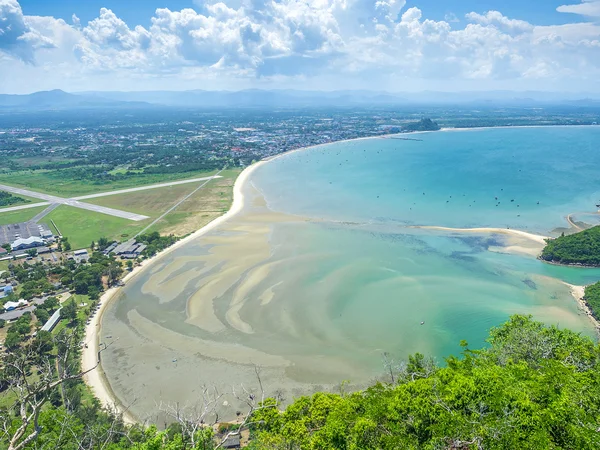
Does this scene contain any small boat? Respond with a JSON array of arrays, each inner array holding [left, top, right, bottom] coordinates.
[[420, 321, 425, 325]]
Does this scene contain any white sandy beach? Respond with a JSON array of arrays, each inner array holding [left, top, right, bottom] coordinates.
[[82, 159, 268, 420]]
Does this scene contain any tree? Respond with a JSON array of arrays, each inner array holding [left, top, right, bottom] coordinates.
[[4, 332, 21, 349], [61, 299, 78, 323], [97, 237, 109, 251], [62, 238, 71, 252], [25, 249, 37, 257], [90, 240, 95, 251], [42, 296, 59, 312], [126, 260, 133, 270], [34, 330, 54, 353], [35, 307, 50, 325], [0, 318, 5, 328], [1, 329, 109, 450]]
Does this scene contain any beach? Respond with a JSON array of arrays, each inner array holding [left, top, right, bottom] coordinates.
[[81, 159, 267, 419]]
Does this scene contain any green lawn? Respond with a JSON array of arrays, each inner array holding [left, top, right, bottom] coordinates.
[[45, 206, 149, 250], [0, 260, 9, 272], [0, 206, 47, 225], [0, 169, 222, 197]]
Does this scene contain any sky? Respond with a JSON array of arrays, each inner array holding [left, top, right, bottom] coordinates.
[[1, 0, 600, 93]]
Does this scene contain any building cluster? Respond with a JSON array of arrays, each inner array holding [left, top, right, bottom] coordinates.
[[0, 221, 55, 255], [104, 239, 146, 259]]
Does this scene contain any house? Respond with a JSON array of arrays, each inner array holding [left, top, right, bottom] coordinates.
[[3, 299, 28, 311], [72, 249, 89, 263], [0, 284, 14, 299], [221, 435, 241, 449], [11, 236, 45, 251]]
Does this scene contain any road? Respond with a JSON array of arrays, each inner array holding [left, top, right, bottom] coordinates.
[[0, 175, 222, 221]]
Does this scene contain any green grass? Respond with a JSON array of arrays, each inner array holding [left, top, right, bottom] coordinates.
[[0, 169, 222, 197], [0, 206, 47, 225], [85, 168, 240, 236], [0, 191, 41, 207], [0, 260, 9, 272], [45, 206, 148, 250]]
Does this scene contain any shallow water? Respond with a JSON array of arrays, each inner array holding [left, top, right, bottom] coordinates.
[[101, 127, 600, 422]]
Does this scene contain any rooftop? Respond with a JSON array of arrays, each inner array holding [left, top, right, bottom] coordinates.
[[0, 221, 53, 246]]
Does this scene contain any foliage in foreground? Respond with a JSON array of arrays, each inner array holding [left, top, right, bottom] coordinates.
[[2, 316, 600, 449], [541, 226, 600, 265], [250, 316, 600, 449]]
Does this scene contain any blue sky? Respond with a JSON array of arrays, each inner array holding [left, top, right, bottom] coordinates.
[[18, 0, 582, 26], [2, 0, 600, 93]]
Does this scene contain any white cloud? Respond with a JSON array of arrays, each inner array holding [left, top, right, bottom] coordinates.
[[0, 0, 54, 63], [557, 1, 600, 18], [1, 0, 600, 92]]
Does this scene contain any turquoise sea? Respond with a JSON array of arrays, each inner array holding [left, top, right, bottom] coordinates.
[[101, 126, 600, 421]]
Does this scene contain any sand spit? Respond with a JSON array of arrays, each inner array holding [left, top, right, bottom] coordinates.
[[411, 225, 549, 244], [564, 282, 600, 334], [82, 160, 267, 420]]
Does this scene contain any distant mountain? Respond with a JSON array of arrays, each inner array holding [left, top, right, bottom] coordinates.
[[79, 89, 410, 107], [81, 89, 600, 108], [0, 89, 150, 110], [2, 89, 600, 111]]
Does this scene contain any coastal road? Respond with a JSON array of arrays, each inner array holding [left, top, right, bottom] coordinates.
[[0, 175, 223, 221]]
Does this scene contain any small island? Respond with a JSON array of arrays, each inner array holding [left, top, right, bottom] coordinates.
[[540, 226, 600, 266], [541, 225, 600, 321]]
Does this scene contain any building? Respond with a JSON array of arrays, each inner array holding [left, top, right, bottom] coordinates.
[[40, 308, 62, 332], [72, 249, 89, 263], [0, 284, 13, 299], [0, 221, 54, 248], [111, 240, 147, 259], [3, 299, 28, 311], [221, 435, 241, 449], [11, 236, 45, 251]]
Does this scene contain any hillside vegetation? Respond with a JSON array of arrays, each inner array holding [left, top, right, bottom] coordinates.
[[540, 226, 600, 265], [3, 316, 600, 449]]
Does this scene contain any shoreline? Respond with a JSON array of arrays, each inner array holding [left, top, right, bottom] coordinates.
[[81, 124, 600, 423], [564, 282, 600, 334], [81, 160, 268, 422]]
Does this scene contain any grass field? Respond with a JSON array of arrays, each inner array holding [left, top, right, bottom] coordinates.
[[0, 168, 241, 249], [86, 168, 240, 236], [45, 206, 148, 250], [0, 169, 222, 197], [0, 206, 47, 225]]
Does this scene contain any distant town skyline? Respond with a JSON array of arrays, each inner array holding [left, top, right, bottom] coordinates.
[[1, 0, 600, 94]]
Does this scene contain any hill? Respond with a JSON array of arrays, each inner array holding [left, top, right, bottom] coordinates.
[[0, 90, 149, 110], [540, 226, 600, 266]]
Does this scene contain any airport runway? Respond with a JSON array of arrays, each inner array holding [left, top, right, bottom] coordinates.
[[0, 175, 223, 221], [0, 184, 149, 221]]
